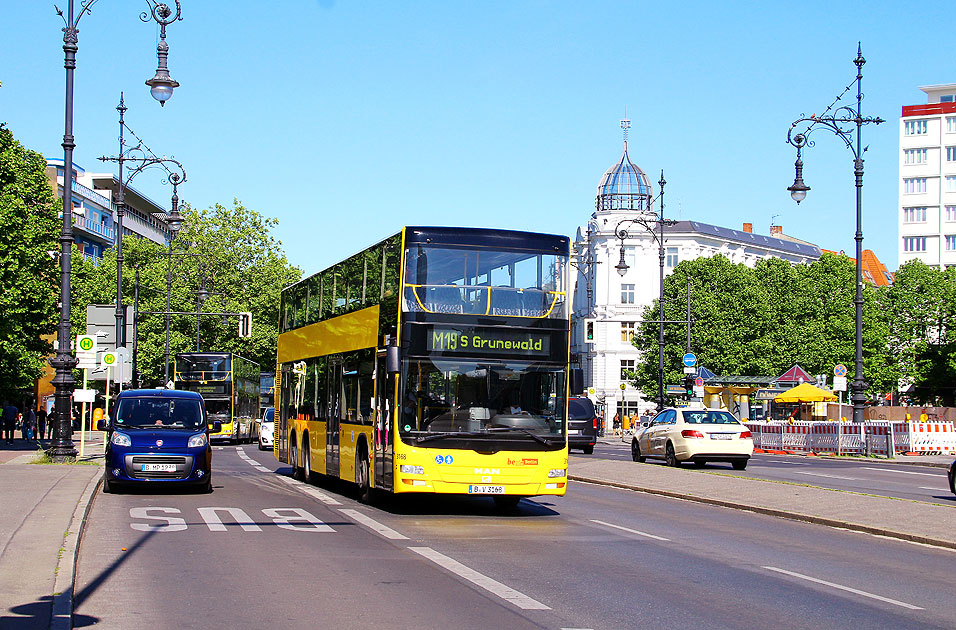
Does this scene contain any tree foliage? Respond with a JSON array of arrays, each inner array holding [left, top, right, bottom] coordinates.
[[70, 200, 301, 387], [630, 253, 894, 404], [0, 125, 59, 400]]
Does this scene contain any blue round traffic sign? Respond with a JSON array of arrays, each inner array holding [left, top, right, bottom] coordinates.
[[834, 364, 847, 377], [682, 353, 697, 368]]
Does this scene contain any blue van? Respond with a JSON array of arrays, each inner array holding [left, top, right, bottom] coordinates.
[[103, 389, 220, 493]]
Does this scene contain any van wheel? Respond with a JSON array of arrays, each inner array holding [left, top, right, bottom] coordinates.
[[357, 448, 371, 504], [583, 445, 594, 455], [102, 475, 115, 494]]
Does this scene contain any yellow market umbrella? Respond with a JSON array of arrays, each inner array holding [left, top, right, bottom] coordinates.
[[774, 382, 837, 403]]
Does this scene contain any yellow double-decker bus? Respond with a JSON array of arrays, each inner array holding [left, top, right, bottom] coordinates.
[[275, 226, 571, 507], [175, 352, 260, 444]]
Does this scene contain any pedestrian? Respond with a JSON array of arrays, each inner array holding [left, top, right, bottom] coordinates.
[[612, 412, 621, 436], [2, 401, 18, 444], [37, 405, 47, 441], [48, 405, 57, 439], [21, 402, 36, 441]]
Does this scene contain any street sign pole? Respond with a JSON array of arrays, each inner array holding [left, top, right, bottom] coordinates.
[[80, 368, 87, 458]]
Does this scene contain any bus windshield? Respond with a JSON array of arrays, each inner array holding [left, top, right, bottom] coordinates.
[[177, 355, 231, 380], [399, 358, 565, 445], [403, 245, 566, 319]]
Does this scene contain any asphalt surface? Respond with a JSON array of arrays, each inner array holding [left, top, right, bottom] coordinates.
[[592, 440, 956, 504], [72, 444, 956, 630]]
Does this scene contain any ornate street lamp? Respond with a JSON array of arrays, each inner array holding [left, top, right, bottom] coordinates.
[[785, 44, 884, 424], [614, 171, 676, 412], [50, 0, 183, 461], [143, 2, 183, 106]]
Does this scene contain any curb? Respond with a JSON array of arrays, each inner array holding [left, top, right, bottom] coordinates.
[[569, 474, 956, 552], [50, 470, 102, 630]]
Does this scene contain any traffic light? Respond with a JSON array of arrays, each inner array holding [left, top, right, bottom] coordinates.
[[238, 312, 252, 338], [684, 374, 695, 399], [585, 319, 595, 344]]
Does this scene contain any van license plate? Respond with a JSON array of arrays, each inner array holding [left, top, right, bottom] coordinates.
[[142, 463, 177, 472], [468, 485, 504, 494]]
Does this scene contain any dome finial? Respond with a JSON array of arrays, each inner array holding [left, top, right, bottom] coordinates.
[[621, 109, 631, 147]]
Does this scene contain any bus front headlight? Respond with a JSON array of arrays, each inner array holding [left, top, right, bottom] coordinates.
[[548, 468, 566, 478], [400, 465, 425, 475]]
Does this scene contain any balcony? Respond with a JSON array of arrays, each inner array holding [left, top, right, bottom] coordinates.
[[72, 212, 115, 242]]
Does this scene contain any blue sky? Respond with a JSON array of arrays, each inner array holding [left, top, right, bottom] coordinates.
[[2, 1, 952, 276]]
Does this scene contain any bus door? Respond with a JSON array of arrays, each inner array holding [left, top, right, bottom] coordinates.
[[374, 349, 393, 491], [326, 358, 341, 477]]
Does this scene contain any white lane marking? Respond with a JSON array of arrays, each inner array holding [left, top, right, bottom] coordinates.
[[863, 467, 942, 478], [408, 546, 550, 610], [763, 566, 923, 610], [919, 486, 949, 492], [278, 476, 343, 505], [254, 466, 271, 472], [590, 519, 670, 541], [339, 508, 408, 540], [792, 471, 858, 481]]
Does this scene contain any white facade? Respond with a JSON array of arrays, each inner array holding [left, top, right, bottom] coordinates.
[[898, 83, 956, 268], [571, 133, 821, 421]]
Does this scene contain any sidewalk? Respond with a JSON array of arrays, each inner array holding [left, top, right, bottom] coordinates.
[[0, 434, 103, 630], [575, 439, 956, 549]]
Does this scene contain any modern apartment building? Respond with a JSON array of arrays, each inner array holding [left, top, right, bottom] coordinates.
[[46, 159, 172, 264], [899, 83, 956, 268]]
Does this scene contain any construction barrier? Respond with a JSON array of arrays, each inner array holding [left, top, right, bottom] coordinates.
[[744, 420, 953, 458]]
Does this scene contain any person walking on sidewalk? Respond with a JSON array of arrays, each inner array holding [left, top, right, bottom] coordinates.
[[21, 402, 36, 441], [37, 406, 47, 441], [3, 401, 19, 443]]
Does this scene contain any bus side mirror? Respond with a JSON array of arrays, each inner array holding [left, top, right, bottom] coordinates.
[[571, 368, 584, 395], [387, 345, 401, 374], [210, 421, 222, 433]]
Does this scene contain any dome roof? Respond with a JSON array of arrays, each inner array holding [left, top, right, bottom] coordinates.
[[595, 141, 652, 213]]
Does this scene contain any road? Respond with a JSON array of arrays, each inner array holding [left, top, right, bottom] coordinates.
[[591, 440, 956, 504], [74, 445, 956, 629]]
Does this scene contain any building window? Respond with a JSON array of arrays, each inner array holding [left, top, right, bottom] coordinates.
[[666, 247, 679, 268], [905, 120, 927, 135], [904, 148, 928, 164], [946, 206, 956, 222], [623, 246, 637, 269], [948, 176, 956, 192], [942, 95, 955, 103], [904, 178, 927, 194], [620, 359, 635, 381], [948, 117, 956, 133], [904, 237, 927, 252], [947, 236, 956, 251], [948, 147, 956, 162], [621, 284, 635, 304], [621, 321, 636, 343], [903, 207, 927, 223]]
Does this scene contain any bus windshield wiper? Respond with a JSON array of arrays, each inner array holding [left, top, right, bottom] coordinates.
[[414, 430, 487, 444], [486, 426, 554, 446]]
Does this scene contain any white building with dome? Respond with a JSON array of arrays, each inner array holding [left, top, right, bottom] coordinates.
[[570, 120, 822, 422]]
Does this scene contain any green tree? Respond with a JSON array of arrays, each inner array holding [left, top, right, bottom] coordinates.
[[70, 200, 301, 387], [0, 125, 59, 400], [630, 253, 890, 403]]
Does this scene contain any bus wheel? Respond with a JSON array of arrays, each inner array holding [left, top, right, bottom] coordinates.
[[357, 448, 371, 504], [303, 437, 312, 484], [290, 436, 302, 480]]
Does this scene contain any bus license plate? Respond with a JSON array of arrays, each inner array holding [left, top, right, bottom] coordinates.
[[141, 463, 177, 472], [468, 485, 504, 494]]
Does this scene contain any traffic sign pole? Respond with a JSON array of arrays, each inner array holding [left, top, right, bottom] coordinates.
[[79, 368, 87, 458]]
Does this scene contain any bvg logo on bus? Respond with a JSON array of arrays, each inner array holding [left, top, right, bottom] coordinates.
[[507, 458, 538, 466]]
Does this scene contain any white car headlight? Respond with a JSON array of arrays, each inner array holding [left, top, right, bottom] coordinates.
[[187, 433, 208, 448], [111, 432, 131, 447], [548, 468, 566, 478]]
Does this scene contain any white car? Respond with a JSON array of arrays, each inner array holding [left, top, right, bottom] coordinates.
[[630, 407, 753, 470], [258, 407, 274, 451]]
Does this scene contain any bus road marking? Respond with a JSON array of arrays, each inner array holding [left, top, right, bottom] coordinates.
[[338, 509, 408, 540], [408, 546, 550, 610], [763, 566, 923, 610], [129, 507, 333, 532], [590, 519, 670, 541]]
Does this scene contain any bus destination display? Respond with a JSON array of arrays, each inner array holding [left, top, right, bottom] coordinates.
[[428, 326, 550, 356]]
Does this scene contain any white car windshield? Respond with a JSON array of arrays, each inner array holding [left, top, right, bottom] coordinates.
[[682, 410, 740, 425]]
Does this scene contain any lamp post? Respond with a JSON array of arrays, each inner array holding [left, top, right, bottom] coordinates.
[[164, 177, 183, 386], [614, 171, 675, 412], [50, 0, 183, 461], [98, 93, 187, 390], [785, 44, 884, 424]]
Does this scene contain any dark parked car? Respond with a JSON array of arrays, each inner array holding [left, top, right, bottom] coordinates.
[[103, 389, 220, 493], [949, 459, 955, 496], [568, 396, 598, 454]]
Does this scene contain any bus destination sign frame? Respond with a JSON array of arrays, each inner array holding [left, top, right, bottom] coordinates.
[[427, 326, 551, 357]]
